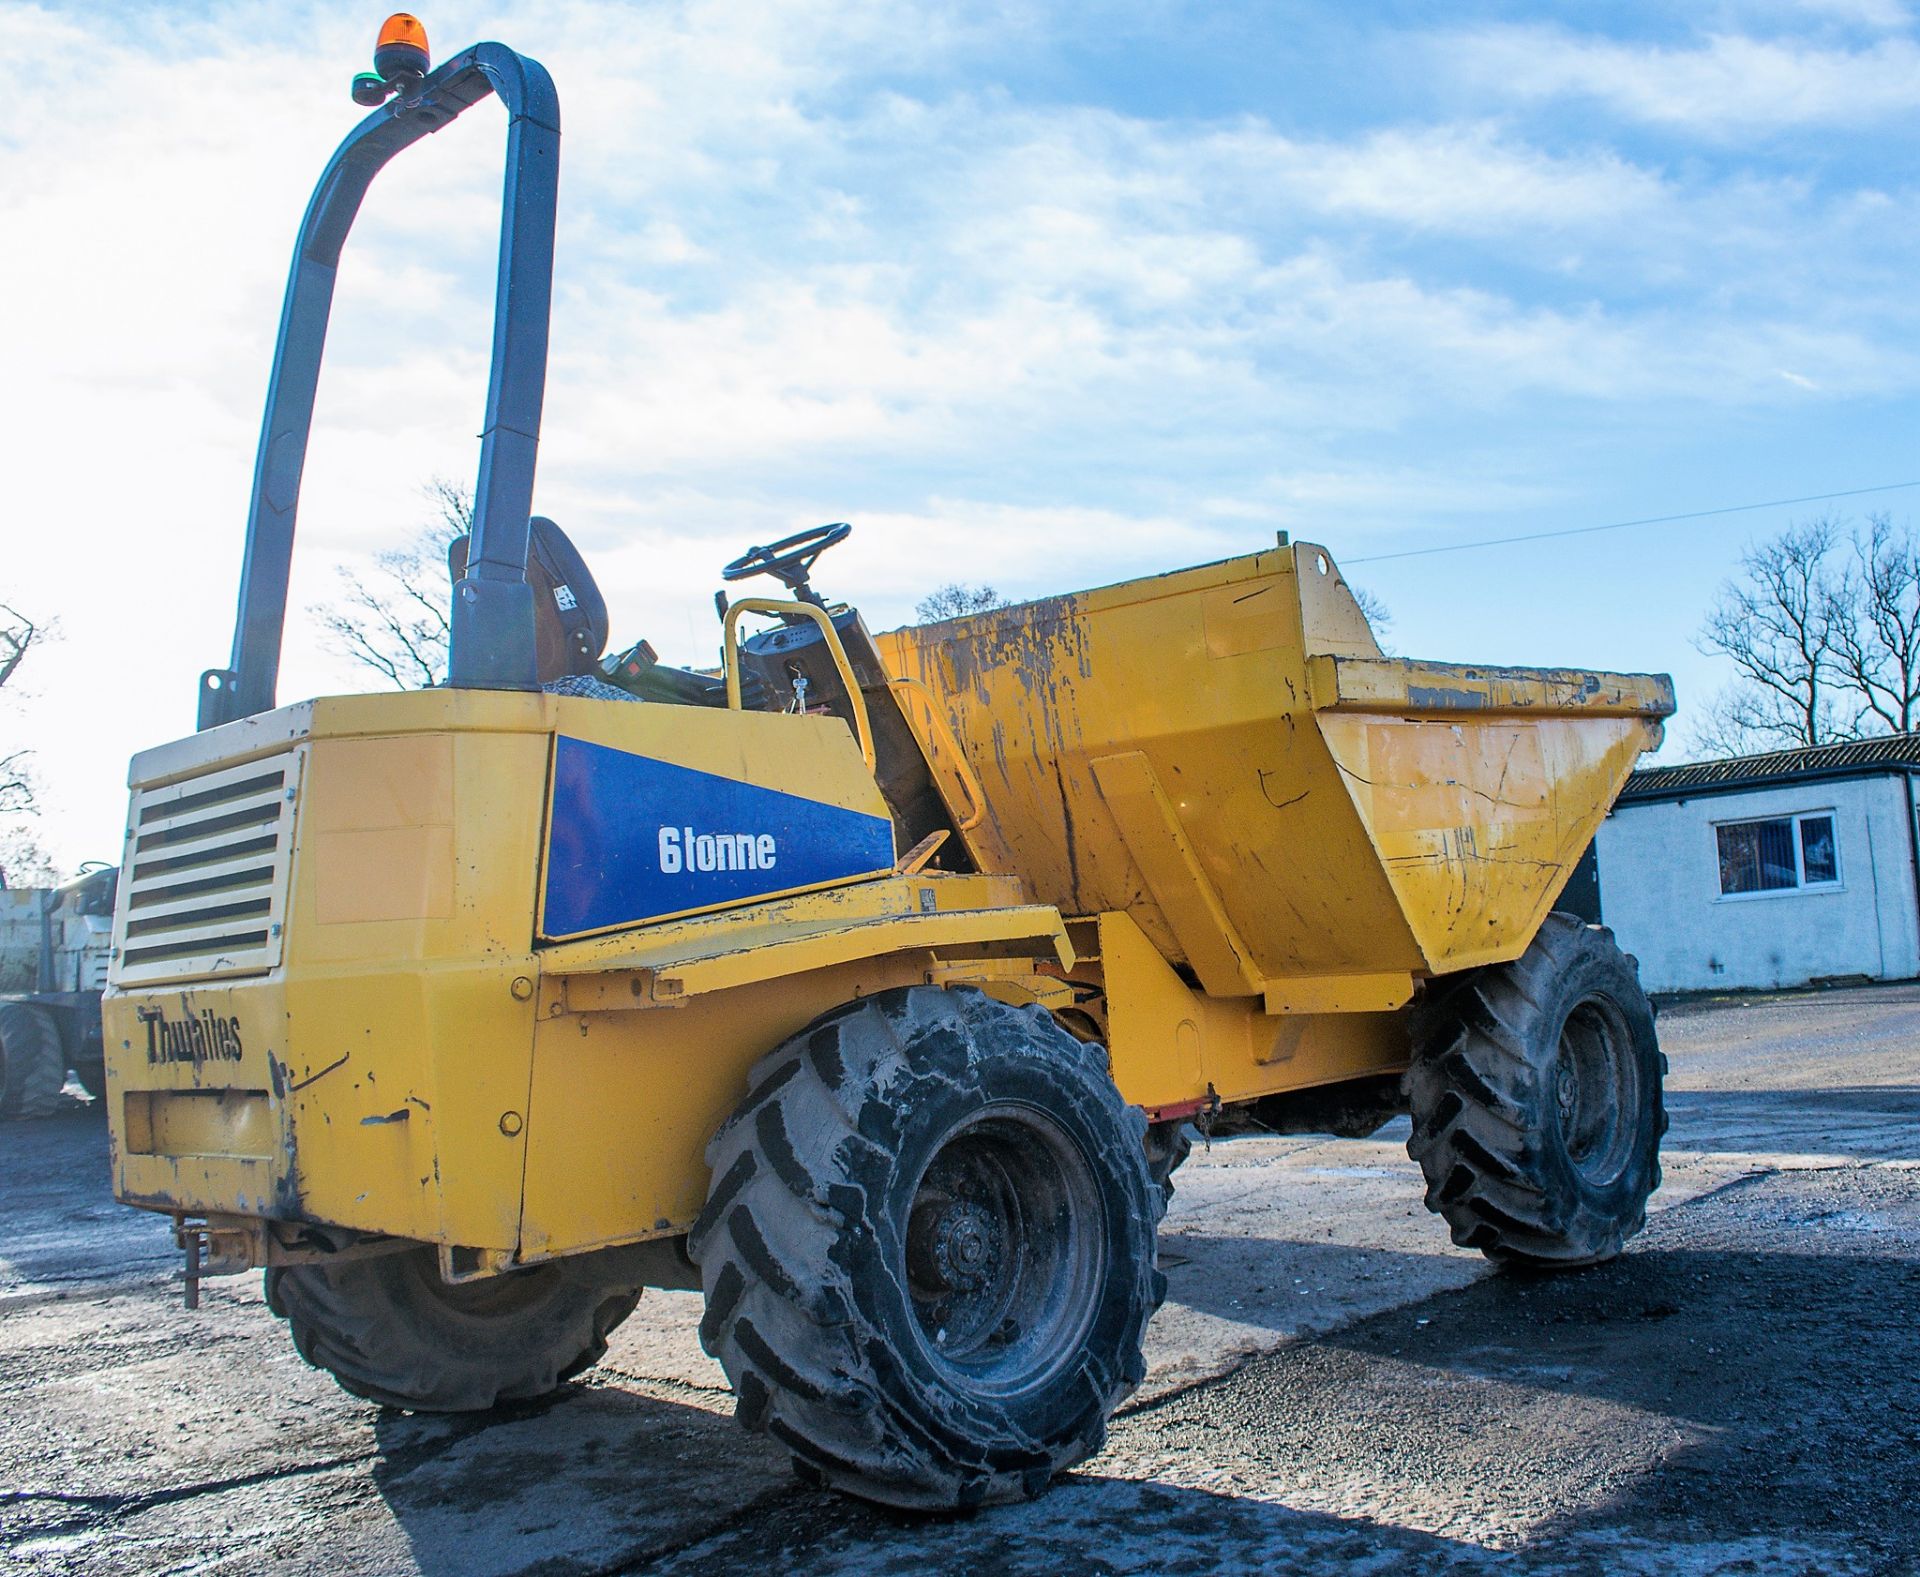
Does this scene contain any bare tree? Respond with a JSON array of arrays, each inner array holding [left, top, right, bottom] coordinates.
[[1349, 586, 1391, 629], [1694, 519, 1843, 754], [1348, 584, 1395, 653], [1825, 512, 1920, 735], [0, 601, 54, 884], [312, 479, 471, 689], [1688, 685, 1829, 760], [0, 603, 39, 692], [1, 603, 47, 811], [0, 828, 56, 889], [0, 753, 30, 819], [915, 583, 1007, 623], [1690, 513, 1920, 758]]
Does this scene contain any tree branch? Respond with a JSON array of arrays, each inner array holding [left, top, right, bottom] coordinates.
[[307, 482, 472, 690], [0, 604, 40, 692]]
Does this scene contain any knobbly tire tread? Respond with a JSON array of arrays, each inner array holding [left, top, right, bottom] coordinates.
[[264, 1246, 643, 1411], [1404, 912, 1665, 1269], [690, 985, 1166, 1511], [0, 1003, 69, 1120]]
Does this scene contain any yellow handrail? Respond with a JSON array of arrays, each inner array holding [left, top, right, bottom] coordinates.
[[721, 599, 876, 774], [888, 677, 987, 833]]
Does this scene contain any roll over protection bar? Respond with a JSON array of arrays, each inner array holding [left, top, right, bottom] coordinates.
[[199, 41, 560, 729]]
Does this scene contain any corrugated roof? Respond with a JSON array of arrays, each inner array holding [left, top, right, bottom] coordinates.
[[1622, 731, 1920, 802]]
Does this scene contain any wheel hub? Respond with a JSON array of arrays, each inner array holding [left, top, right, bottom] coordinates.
[[1556, 1062, 1580, 1122], [1554, 996, 1640, 1184], [928, 1201, 998, 1293], [900, 1106, 1107, 1391]]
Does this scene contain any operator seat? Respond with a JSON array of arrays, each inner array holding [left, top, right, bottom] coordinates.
[[447, 517, 635, 699]]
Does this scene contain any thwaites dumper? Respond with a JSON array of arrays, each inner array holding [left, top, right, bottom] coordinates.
[[104, 19, 1677, 1510]]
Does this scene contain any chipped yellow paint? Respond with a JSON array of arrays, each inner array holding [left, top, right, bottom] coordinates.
[[1088, 910, 1410, 1112], [1317, 711, 1655, 974], [122, 1088, 277, 1161], [876, 540, 1673, 992], [103, 542, 1672, 1273], [103, 689, 1081, 1261]]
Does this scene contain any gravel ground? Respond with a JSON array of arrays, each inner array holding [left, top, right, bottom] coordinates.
[[2, 983, 1917, 1574]]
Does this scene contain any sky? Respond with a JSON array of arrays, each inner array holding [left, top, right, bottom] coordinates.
[[2, 0, 1917, 875]]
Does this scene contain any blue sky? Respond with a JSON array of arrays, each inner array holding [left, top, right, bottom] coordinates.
[[2, 0, 1917, 871]]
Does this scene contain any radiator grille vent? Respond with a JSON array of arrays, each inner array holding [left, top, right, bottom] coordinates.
[[111, 750, 301, 985]]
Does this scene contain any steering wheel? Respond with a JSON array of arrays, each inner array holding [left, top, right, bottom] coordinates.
[[722, 523, 851, 597]]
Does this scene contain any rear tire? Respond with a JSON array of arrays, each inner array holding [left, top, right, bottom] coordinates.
[[1405, 913, 1665, 1268], [0, 1003, 69, 1120], [689, 985, 1165, 1510], [264, 1245, 643, 1411]]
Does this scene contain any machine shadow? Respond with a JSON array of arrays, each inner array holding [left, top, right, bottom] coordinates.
[[1303, 1233, 1920, 1554], [369, 1380, 790, 1577], [657, 1472, 1502, 1575], [364, 1374, 1499, 1577]]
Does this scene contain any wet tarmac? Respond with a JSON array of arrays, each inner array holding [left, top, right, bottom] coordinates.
[[3, 983, 1916, 1574]]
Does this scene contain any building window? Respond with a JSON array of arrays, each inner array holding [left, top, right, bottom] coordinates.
[[1715, 811, 1840, 897]]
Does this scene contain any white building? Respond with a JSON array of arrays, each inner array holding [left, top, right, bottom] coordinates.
[[1590, 735, 1920, 995]]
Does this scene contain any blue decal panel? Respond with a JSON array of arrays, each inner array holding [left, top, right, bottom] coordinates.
[[541, 737, 896, 938]]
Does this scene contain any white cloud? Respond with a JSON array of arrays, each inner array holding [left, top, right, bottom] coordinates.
[[1447, 26, 1920, 132], [3, 2, 1918, 869], [1774, 0, 1911, 29]]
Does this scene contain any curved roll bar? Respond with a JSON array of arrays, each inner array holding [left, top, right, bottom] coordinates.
[[199, 41, 560, 730]]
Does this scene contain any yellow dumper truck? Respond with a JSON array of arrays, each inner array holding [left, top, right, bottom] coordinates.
[[103, 19, 1676, 1510]]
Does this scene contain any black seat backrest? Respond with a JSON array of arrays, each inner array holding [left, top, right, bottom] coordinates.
[[448, 516, 609, 682]]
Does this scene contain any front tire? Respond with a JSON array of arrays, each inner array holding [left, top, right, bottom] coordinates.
[[1405, 913, 1665, 1268], [0, 1003, 69, 1120], [264, 1245, 643, 1410], [689, 986, 1166, 1510]]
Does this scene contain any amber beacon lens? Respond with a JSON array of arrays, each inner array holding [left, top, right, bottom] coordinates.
[[373, 13, 431, 81]]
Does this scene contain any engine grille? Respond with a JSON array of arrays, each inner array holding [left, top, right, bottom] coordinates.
[[111, 749, 302, 986]]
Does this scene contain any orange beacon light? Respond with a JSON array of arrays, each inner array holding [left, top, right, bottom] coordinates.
[[374, 14, 431, 80], [354, 14, 432, 105]]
